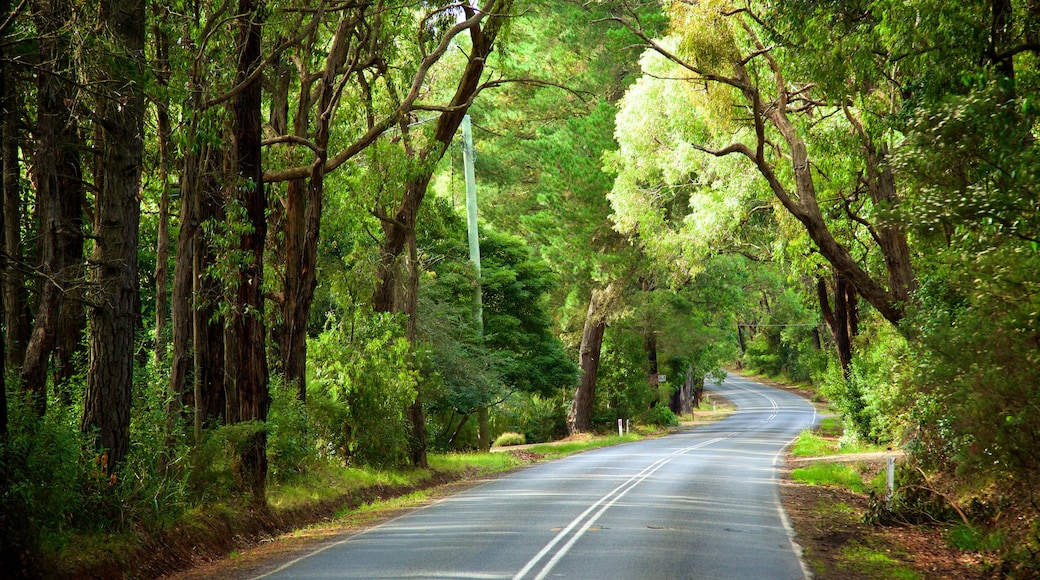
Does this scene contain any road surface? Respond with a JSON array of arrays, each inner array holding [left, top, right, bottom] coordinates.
[[254, 373, 818, 579]]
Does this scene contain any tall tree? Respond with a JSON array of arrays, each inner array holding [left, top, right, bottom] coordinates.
[[370, 0, 514, 467], [1, 0, 28, 373], [81, 0, 146, 470], [226, 0, 268, 505], [603, 0, 917, 326], [567, 283, 614, 433], [22, 0, 83, 414]]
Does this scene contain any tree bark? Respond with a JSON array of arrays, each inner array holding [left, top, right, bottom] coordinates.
[[817, 275, 852, 378], [22, 1, 64, 414], [153, 4, 173, 370], [196, 158, 227, 427], [2, 57, 28, 372], [228, 0, 269, 506], [0, 0, 10, 440], [568, 285, 611, 434], [81, 0, 145, 471], [170, 143, 197, 440], [280, 17, 354, 402]]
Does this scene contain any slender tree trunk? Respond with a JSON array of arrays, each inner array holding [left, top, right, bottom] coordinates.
[[0, 0, 8, 439], [82, 0, 146, 471], [170, 145, 197, 440], [405, 231, 427, 467], [568, 285, 611, 434], [228, 0, 269, 505], [817, 275, 852, 378], [2, 65, 28, 372], [153, 8, 173, 369]]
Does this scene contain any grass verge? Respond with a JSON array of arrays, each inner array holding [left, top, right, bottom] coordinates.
[[62, 431, 646, 579]]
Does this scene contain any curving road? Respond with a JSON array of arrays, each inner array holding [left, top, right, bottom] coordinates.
[[253, 373, 817, 579]]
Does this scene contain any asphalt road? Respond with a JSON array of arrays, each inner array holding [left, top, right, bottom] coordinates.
[[254, 373, 818, 579]]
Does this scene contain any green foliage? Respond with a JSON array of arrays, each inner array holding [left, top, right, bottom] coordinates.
[[838, 542, 920, 580], [492, 432, 526, 447], [818, 321, 908, 443], [2, 394, 93, 554], [947, 523, 1005, 553], [266, 376, 314, 481], [640, 405, 679, 428], [491, 393, 568, 444], [595, 328, 657, 424], [307, 312, 417, 467]]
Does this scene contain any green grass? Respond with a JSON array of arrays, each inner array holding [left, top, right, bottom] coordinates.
[[526, 433, 641, 457], [791, 429, 886, 457], [791, 462, 867, 493], [838, 542, 920, 579], [947, 523, 1005, 552]]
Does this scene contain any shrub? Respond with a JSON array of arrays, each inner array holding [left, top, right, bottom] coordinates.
[[308, 312, 417, 467], [492, 432, 526, 447], [640, 405, 679, 428]]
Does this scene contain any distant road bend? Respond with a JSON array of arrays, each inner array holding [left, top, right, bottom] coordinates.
[[254, 373, 818, 579]]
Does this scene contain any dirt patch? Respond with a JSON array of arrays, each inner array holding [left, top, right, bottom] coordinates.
[[780, 453, 986, 579]]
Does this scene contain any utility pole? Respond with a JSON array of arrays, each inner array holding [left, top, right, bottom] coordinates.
[[462, 115, 490, 451]]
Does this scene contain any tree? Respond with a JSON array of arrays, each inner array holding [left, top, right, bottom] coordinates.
[[21, 0, 83, 415], [369, 0, 514, 466], [225, 0, 268, 505], [602, 0, 916, 326], [81, 0, 146, 471]]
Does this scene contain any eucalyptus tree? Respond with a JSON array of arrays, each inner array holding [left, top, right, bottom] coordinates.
[[599, 0, 916, 327]]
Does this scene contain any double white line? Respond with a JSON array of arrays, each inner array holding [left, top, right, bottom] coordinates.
[[513, 437, 725, 580]]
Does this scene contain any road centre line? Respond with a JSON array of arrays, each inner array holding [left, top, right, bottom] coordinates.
[[512, 437, 725, 580]]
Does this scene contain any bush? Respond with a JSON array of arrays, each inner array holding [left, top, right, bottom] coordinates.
[[267, 376, 314, 482], [492, 432, 526, 447], [491, 393, 568, 444], [640, 405, 679, 428], [308, 312, 417, 467]]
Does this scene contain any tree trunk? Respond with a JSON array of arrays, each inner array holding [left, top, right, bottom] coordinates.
[[153, 7, 173, 370], [568, 285, 611, 434], [170, 143, 196, 441], [196, 158, 227, 428], [280, 18, 351, 402], [671, 365, 700, 416], [0, 0, 9, 440], [817, 275, 852, 378], [22, 1, 68, 414], [53, 149, 85, 400], [228, 0, 269, 505], [81, 0, 145, 471], [404, 230, 427, 467], [2, 60, 28, 372]]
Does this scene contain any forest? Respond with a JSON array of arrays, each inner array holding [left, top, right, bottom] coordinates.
[[0, 0, 1038, 576]]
